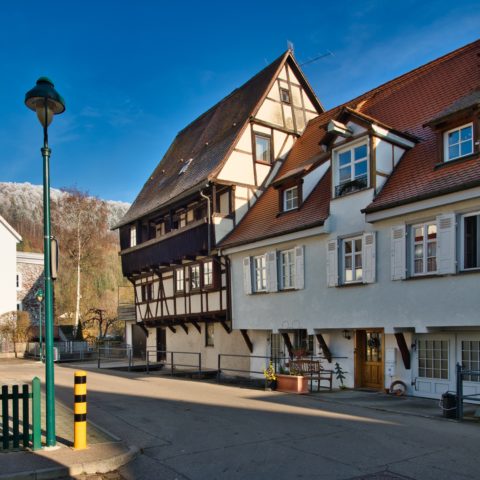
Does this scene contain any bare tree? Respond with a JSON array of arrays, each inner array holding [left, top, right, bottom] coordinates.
[[53, 189, 109, 328], [0, 311, 32, 357], [83, 308, 120, 340]]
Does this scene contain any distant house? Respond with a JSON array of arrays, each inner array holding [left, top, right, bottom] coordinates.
[[116, 51, 323, 365], [221, 40, 480, 398], [0, 214, 22, 318], [16, 251, 44, 323]]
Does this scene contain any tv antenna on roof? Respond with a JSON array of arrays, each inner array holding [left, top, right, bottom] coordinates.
[[300, 50, 334, 66]]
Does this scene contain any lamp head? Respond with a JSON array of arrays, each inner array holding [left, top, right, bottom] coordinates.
[[35, 289, 44, 303], [25, 77, 65, 127]]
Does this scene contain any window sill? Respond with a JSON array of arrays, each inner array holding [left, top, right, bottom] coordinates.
[[434, 152, 479, 170], [336, 281, 367, 288], [276, 207, 300, 218], [255, 159, 273, 166]]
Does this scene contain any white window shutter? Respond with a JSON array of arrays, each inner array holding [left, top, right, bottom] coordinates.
[[326, 239, 339, 287], [266, 251, 278, 292], [243, 257, 252, 294], [362, 232, 376, 284], [294, 246, 305, 290], [436, 213, 456, 275], [391, 225, 406, 280]]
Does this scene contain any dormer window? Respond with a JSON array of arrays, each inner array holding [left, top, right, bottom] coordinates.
[[334, 142, 369, 197], [254, 133, 272, 164], [283, 186, 299, 211], [444, 123, 473, 162]]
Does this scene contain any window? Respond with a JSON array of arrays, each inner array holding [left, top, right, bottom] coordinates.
[[205, 323, 214, 347], [412, 223, 437, 275], [462, 212, 480, 270], [254, 134, 272, 164], [16, 273, 22, 291], [280, 249, 295, 289], [280, 87, 290, 104], [334, 142, 368, 197], [190, 264, 201, 290], [203, 260, 214, 287], [16, 302, 22, 311], [130, 226, 137, 247], [141, 283, 153, 302], [444, 123, 473, 162], [175, 268, 184, 293], [462, 341, 480, 382], [283, 186, 298, 211], [417, 339, 449, 379], [179, 158, 193, 174], [155, 222, 165, 238], [343, 237, 363, 283], [253, 255, 267, 292]]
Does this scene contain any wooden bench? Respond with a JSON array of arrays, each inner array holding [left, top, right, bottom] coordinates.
[[289, 359, 333, 391]]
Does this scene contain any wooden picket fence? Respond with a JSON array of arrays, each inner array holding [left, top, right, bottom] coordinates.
[[0, 377, 41, 450]]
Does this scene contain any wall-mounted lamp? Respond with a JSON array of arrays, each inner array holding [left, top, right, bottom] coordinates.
[[343, 330, 352, 340]]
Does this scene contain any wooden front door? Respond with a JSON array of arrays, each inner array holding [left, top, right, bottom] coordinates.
[[156, 328, 166, 361], [355, 329, 384, 390]]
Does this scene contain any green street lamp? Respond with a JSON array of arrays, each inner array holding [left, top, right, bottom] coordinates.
[[25, 78, 65, 448]]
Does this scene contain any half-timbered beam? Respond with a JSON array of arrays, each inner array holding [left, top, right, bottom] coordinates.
[[138, 322, 149, 337], [191, 321, 201, 333], [315, 333, 332, 363], [220, 321, 232, 334], [180, 324, 189, 335], [168, 326, 176, 333], [281, 332, 294, 359], [240, 329, 253, 353], [394, 333, 411, 369]]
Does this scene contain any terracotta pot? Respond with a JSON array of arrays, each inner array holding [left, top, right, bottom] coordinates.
[[276, 374, 309, 394]]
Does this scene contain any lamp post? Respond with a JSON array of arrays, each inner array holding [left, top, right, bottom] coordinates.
[[35, 289, 44, 362], [25, 78, 65, 448]]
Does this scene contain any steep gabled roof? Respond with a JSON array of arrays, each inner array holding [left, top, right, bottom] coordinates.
[[117, 51, 322, 228], [221, 39, 480, 248], [0, 214, 22, 242]]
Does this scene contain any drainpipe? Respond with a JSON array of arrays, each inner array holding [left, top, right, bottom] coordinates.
[[200, 187, 211, 255]]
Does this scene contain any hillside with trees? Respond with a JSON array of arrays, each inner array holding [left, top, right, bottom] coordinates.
[[0, 182, 130, 339]]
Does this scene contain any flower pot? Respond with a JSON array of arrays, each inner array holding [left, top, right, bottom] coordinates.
[[266, 379, 277, 391], [276, 374, 308, 394]]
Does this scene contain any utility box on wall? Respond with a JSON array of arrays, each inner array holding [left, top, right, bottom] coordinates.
[[386, 348, 397, 376]]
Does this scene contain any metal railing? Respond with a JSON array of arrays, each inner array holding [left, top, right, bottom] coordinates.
[[455, 363, 480, 420], [146, 349, 202, 375], [217, 354, 335, 391], [1, 377, 41, 451], [97, 346, 133, 371]]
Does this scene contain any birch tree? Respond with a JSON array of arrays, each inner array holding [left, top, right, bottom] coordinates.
[[53, 189, 109, 328]]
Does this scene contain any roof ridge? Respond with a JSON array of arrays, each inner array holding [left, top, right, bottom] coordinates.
[[176, 51, 289, 137], [308, 38, 480, 126]]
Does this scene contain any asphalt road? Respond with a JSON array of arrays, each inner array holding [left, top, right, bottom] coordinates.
[[3, 360, 480, 480]]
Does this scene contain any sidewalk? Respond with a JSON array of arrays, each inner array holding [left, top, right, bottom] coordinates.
[[0, 393, 139, 480]]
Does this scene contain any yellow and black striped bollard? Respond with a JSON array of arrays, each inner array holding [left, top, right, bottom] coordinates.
[[74, 371, 87, 450]]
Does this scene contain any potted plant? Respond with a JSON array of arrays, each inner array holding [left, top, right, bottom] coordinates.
[[263, 361, 277, 391], [276, 362, 309, 394]]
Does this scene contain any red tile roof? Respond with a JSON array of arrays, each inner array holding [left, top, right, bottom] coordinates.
[[221, 39, 480, 247]]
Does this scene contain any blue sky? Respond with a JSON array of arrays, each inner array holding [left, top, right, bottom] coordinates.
[[1, 1, 479, 203]]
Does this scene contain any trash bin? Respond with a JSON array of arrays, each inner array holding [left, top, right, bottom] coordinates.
[[441, 392, 457, 419]]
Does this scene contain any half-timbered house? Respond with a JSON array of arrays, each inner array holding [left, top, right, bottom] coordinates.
[[115, 51, 323, 366], [221, 39, 480, 398]]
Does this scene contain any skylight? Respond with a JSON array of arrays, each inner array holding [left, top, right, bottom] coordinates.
[[179, 158, 193, 175]]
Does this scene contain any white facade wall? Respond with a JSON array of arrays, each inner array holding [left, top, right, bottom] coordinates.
[[227, 190, 480, 397], [0, 217, 21, 317]]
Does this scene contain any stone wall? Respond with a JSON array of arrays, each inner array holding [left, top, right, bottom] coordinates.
[[17, 262, 44, 324]]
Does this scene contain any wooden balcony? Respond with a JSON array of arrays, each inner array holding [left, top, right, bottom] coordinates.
[[120, 220, 210, 276]]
